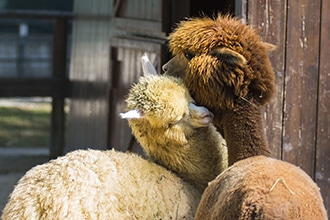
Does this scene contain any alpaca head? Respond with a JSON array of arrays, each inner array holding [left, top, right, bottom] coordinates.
[[121, 75, 214, 143], [163, 14, 276, 114]]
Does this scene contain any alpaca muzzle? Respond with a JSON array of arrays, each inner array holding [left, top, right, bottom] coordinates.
[[188, 102, 214, 127]]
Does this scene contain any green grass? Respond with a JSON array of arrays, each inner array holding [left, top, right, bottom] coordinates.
[[0, 104, 51, 148]]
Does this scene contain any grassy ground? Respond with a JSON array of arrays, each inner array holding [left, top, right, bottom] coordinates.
[[0, 101, 51, 148]]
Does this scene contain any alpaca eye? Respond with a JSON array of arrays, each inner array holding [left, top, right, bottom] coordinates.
[[184, 52, 195, 61]]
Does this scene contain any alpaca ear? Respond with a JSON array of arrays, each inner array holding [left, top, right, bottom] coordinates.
[[209, 47, 247, 65], [261, 42, 277, 52], [141, 54, 158, 76], [120, 109, 144, 119]]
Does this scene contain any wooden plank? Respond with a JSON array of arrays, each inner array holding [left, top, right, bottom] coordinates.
[[116, 0, 162, 21], [110, 38, 162, 75], [247, 0, 287, 159], [113, 17, 165, 38], [110, 37, 164, 52], [316, 0, 330, 213], [50, 18, 68, 159], [0, 78, 71, 97], [282, 0, 321, 177], [65, 0, 113, 152], [0, 9, 73, 19]]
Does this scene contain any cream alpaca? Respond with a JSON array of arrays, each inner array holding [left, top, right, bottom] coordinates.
[[2, 56, 227, 219], [2, 149, 201, 220], [124, 74, 227, 192]]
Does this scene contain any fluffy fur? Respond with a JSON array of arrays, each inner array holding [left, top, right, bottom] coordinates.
[[2, 150, 201, 220], [195, 156, 328, 220], [163, 14, 275, 165], [166, 14, 276, 112], [125, 74, 227, 191]]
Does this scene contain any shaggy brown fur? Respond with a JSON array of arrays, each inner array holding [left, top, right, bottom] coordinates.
[[163, 14, 275, 165], [164, 15, 328, 219], [195, 156, 328, 220], [166, 14, 276, 113]]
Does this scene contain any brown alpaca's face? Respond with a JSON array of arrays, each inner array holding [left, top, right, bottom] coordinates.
[[163, 15, 276, 114]]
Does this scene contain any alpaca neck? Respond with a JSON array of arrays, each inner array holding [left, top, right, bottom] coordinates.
[[222, 98, 271, 166], [142, 126, 222, 191]]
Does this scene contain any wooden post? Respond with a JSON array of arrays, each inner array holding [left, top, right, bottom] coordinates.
[[50, 18, 68, 159]]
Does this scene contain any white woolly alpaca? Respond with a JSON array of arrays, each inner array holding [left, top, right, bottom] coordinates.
[[2, 149, 201, 220], [2, 55, 227, 220]]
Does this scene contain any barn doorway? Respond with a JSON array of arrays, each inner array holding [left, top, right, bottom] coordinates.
[[189, 0, 236, 17]]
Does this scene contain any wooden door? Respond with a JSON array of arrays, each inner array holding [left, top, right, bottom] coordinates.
[[244, 0, 330, 215]]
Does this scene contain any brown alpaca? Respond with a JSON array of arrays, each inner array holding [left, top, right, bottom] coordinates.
[[163, 14, 276, 166], [164, 15, 327, 219], [195, 156, 328, 220]]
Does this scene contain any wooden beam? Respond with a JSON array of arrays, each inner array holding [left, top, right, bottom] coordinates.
[[113, 17, 165, 38], [50, 18, 68, 159], [0, 78, 71, 97]]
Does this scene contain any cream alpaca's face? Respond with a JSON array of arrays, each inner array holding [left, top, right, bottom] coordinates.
[[120, 75, 214, 130]]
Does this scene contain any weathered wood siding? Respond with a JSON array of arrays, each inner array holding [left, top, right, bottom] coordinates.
[[245, 0, 329, 215], [65, 0, 113, 151], [317, 0, 330, 216]]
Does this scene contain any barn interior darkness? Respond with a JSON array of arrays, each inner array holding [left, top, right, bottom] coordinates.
[[189, 0, 235, 17]]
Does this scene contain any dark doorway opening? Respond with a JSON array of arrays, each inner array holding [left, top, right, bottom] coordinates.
[[190, 0, 235, 17]]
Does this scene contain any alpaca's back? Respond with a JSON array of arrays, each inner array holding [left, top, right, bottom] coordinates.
[[2, 150, 200, 220], [195, 156, 328, 220]]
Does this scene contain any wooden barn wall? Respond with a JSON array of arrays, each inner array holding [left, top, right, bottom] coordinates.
[[65, 0, 113, 152], [245, 0, 329, 214]]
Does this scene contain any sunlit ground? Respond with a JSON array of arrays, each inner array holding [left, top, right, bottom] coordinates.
[[0, 98, 51, 148]]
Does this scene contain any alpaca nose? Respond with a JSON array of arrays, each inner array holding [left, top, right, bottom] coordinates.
[[162, 63, 170, 72], [188, 103, 214, 127], [162, 55, 188, 78]]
